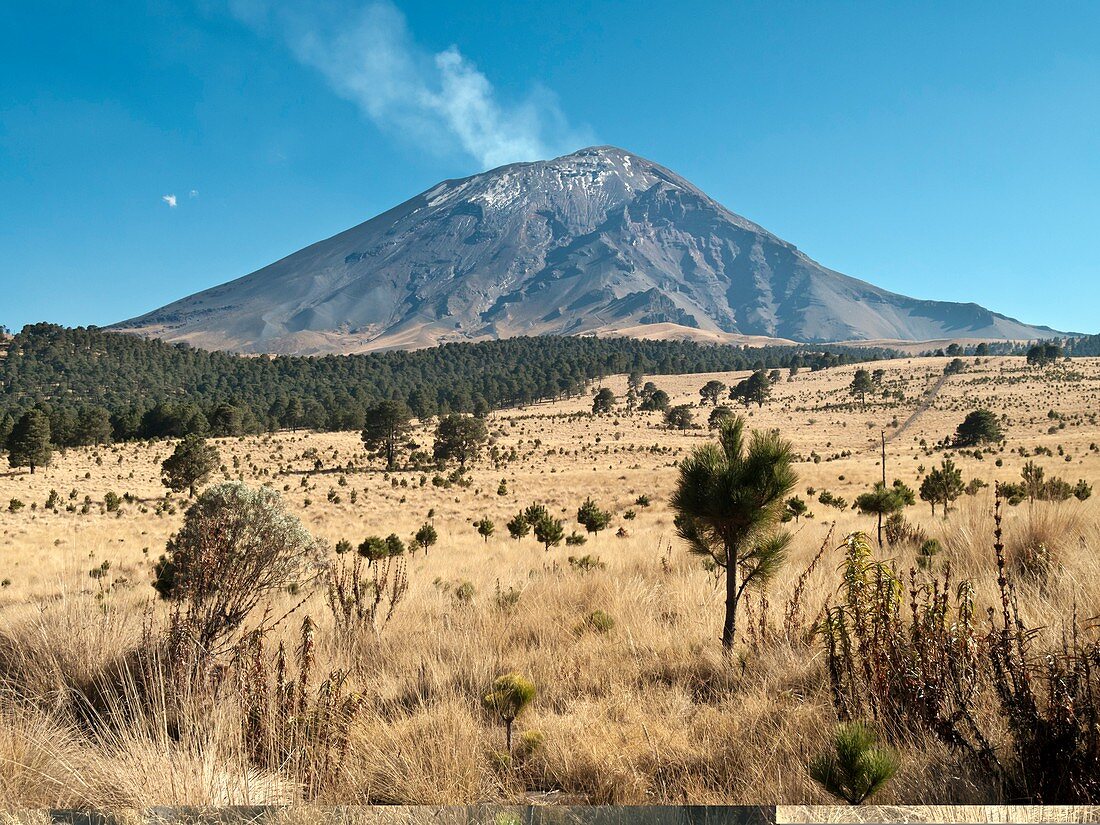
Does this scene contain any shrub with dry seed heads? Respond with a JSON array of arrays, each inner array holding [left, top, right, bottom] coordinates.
[[154, 482, 324, 652], [325, 550, 409, 639]]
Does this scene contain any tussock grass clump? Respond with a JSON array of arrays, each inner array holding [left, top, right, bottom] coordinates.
[[1003, 499, 1088, 582]]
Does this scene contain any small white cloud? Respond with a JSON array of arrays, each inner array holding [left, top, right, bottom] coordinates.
[[162, 194, 177, 208], [189, 189, 199, 199]]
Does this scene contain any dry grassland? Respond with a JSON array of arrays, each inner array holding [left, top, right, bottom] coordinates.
[[0, 356, 1097, 810]]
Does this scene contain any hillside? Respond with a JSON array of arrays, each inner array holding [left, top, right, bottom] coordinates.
[[0, 323, 894, 442]]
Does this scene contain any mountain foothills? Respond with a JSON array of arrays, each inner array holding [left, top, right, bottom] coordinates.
[[114, 147, 1064, 355], [0, 323, 896, 447]]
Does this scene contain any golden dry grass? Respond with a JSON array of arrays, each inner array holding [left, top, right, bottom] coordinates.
[[0, 356, 1097, 812], [778, 805, 1100, 823]]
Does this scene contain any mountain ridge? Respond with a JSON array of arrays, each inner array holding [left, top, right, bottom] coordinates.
[[114, 146, 1065, 354]]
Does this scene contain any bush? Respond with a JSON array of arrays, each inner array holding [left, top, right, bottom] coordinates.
[[515, 729, 545, 761], [567, 554, 605, 573], [916, 538, 941, 569], [153, 482, 324, 650], [325, 552, 408, 637], [821, 516, 1100, 803], [493, 582, 522, 611], [585, 610, 615, 634], [454, 580, 476, 605], [883, 512, 925, 548]]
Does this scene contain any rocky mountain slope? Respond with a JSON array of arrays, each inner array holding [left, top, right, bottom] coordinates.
[[115, 146, 1062, 354]]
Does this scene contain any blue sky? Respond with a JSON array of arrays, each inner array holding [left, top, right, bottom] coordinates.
[[2, 1, 1097, 334]]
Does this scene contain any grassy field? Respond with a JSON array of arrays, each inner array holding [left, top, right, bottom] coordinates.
[[0, 356, 1097, 811]]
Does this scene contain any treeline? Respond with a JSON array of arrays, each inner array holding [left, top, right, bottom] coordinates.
[[1065, 334, 1100, 357], [0, 323, 896, 447], [924, 335, 1095, 358]]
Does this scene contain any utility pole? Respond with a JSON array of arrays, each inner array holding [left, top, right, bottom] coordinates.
[[881, 430, 887, 486]]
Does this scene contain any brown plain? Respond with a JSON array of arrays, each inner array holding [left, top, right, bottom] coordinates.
[[0, 355, 1097, 809]]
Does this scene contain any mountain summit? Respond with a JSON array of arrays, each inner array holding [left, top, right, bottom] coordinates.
[[116, 146, 1061, 353]]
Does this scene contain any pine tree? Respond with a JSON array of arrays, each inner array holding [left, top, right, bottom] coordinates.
[[920, 459, 964, 516], [855, 480, 914, 546], [849, 369, 874, 408], [785, 496, 808, 522], [483, 673, 535, 752], [954, 408, 1003, 446], [708, 405, 734, 430], [0, 412, 14, 451], [209, 402, 245, 437], [938, 458, 964, 514], [7, 410, 52, 473], [730, 371, 771, 408], [576, 497, 612, 535], [533, 515, 564, 551], [809, 722, 898, 805], [75, 406, 112, 445], [506, 513, 530, 540], [699, 380, 727, 406], [433, 413, 488, 469], [362, 400, 413, 470], [664, 404, 695, 430], [413, 523, 438, 554], [592, 387, 616, 415], [161, 434, 221, 498], [475, 517, 495, 542], [671, 416, 796, 651], [920, 469, 942, 516], [639, 388, 670, 412]]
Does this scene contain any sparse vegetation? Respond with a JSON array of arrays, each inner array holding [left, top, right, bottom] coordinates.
[[0, 351, 1095, 809]]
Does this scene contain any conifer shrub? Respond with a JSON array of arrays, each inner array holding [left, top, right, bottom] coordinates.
[[483, 673, 536, 752], [809, 721, 898, 805]]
